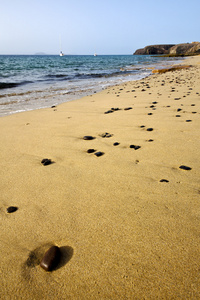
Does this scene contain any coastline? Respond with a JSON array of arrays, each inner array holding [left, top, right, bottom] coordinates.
[[0, 56, 200, 299], [0, 55, 184, 117]]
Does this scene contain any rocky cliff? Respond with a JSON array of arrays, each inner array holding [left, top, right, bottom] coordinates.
[[134, 42, 200, 56], [134, 44, 175, 55]]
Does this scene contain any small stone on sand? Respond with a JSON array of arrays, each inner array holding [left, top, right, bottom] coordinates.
[[100, 133, 113, 138], [40, 245, 61, 272], [124, 107, 132, 111], [146, 128, 154, 131], [104, 110, 114, 114], [83, 136, 95, 140], [160, 179, 169, 183], [94, 151, 104, 157], [130, 145, 141, 150], [87, 149, 96, 153], [179, 165, 192, 171], [7, 206, 18, 213], [41, 159, 52, 166]]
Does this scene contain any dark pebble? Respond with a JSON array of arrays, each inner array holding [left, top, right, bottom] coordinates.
[[124, 107, 133, 111], [191, 104, 195, 106], [177, 108, 182, 112], [100, 132, 113, 138], [174, 98, 181, 100], [111, 107, 120, 111], [7, 206, 18, 213], [40, 246, 61, 272], [130, 145, 141, 150], [87, 149, 96, 153], [186, 120, 192, 122], [104, 107, 120, 114], [51, 105, 56, 108], [83, 136, 95, 140], [146, 128, 153, 131], [147, 139, 154, 142], [140, 125, 145, 128], [176, 115, 181, 117], [150, 105, 155, 108], [179, 165, 192, 170], [41, 158, 52, 166], [152, 101, 158, 104], [95, 151, 104, 157], [148, 113, 153, 115], [141, 89, 146, 91], [113, 142, 120, 146], [104, 110, 114, 114], [160, 179, 169, 183]]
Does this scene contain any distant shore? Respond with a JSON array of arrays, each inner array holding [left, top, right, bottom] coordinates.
[[0, 56, 200, 299]]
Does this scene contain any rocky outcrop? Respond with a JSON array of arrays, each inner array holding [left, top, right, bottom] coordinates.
[[169, 42, 200, 55], [134, 44, 175, 55], [134, 42, 200, 56]]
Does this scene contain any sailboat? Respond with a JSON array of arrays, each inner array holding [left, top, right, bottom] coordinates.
[[59, 35, 64, 56], [94, 52, 97, 56]]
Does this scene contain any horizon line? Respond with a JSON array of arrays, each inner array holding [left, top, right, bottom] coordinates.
[[0, 53, 134, 56]]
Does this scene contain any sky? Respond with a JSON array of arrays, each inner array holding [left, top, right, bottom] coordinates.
[[0, 0, 200, 55]]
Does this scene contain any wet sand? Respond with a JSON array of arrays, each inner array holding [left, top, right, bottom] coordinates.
[[0, 56, 200, 299]]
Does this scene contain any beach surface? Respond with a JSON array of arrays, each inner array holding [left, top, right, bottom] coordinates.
[[0, 56, 200, 299]]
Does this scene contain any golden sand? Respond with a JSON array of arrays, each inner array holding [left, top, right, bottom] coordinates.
[[0, 56, 200, 299]]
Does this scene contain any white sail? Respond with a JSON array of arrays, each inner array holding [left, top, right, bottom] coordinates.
[[59, 35, 64, 56]]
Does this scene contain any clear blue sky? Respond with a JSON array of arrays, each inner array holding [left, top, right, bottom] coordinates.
[[1, 0, 199, 55]]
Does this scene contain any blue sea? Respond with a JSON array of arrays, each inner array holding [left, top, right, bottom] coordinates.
[[0, 55, 183, 117]]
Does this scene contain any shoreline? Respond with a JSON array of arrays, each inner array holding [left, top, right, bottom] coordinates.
[[0, 56, 200, 299], [0, 55, 184, 118]]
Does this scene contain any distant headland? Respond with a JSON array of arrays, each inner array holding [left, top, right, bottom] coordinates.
[[134, 42, 200, 56]]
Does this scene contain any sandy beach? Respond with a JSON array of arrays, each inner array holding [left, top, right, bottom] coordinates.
[[0, 56, 200, 299]]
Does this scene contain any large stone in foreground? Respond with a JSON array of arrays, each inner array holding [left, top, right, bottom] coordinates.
[[40, 246, 61, 271]]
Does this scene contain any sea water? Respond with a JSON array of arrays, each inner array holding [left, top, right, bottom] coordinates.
[[0, 55, 183, 117]]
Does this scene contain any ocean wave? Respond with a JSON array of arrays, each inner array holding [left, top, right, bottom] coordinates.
[[0, 81, 33, 90], [43, 69, 138, 82]]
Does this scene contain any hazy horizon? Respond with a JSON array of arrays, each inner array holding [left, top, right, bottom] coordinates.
[[1, 0, 200, 55]]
